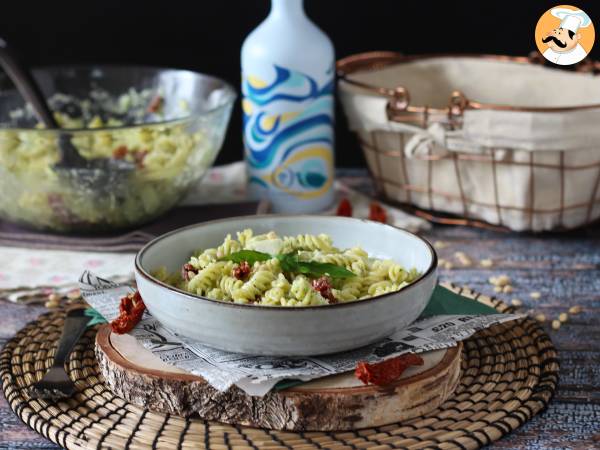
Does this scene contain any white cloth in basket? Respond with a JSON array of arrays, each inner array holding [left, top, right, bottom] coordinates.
[[339, 57, 600, 231]]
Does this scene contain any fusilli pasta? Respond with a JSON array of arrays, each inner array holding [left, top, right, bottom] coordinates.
[[155, 229, 421, 307]]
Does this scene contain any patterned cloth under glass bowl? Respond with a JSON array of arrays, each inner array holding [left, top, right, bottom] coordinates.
[[0, 66, 235, 231]]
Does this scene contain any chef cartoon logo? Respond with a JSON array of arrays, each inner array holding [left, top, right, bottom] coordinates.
[[535, 5, 595, 66]]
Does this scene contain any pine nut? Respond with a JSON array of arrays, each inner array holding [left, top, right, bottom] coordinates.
[[434, 241, 449, 249], [496, 275, 511, 287], [559, 313, 568, 323]]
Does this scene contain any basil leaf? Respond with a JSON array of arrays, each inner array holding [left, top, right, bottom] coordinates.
[[276, 252, 355, 279], [219, 250, 271, 265], [221, 250, 354, 279], [275, 252, 297, 273], [295, 261, 355, 279]]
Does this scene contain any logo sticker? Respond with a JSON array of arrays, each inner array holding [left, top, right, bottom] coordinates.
[[535, 5, 594, 66]]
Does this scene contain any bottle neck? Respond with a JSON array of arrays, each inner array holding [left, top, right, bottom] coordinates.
[[270, 0, 305, 19]]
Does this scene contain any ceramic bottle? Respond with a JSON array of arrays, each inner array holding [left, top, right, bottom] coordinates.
[[241, 0, 335, 212]]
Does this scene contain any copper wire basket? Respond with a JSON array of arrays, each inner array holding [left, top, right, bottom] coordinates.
[[337, 52, 600, 231]]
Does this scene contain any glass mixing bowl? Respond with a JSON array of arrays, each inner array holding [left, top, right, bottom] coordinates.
[[0, 65, 235, 232]]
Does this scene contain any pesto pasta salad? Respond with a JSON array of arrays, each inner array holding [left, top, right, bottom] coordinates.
[[154, 229, 421, 307], [0, 67, 235, 231], [0, 93, 211, 230]]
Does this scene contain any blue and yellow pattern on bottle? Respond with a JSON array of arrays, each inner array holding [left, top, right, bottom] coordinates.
[[242, 65, 334, 212]]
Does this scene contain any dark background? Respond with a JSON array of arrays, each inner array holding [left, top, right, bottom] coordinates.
[[2, 0, 599, 167]]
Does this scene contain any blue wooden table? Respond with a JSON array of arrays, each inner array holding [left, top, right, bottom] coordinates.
[[1, 212, 599, 449]]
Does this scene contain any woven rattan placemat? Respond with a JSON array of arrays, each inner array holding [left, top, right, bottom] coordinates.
[[1, 286, 558, 450]]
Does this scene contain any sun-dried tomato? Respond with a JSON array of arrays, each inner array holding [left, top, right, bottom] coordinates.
[[133, 150, 148, 168], [311, 276, 337, 304], [355, 353, 424, 386], [233, 261, 251, 280], [111, 291, 145, 334], [181, 263, 198, 281], [336, 198, 353, 217], [147, 95, 164, 113], [368, 202, 387, 223], [112, 145, 128, 159], [47, 193, 78, 224]]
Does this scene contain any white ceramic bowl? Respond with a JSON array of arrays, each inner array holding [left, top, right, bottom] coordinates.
[[135, 216, 437, 356]]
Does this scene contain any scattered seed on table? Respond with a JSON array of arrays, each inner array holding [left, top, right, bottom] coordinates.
[[496, 275, 511, 287], [535, 313, 546, 322], [569, 305, 582, 315], [67, 290, 80, 300], [434, 241, 449, 249], [454, 252, 472, 267], [494, 286, 502, 293], [559, 313, 568, 323], [503, 285, 513, 294], [511, 298, 522, 307], [490, 275, 511, 287], [480, 259, 493, 268], [552, 320, 561, 330], [530, 292, 541, 299], [44, 299, 59, 308]]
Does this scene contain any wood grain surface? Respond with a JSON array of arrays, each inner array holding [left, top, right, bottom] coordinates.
[[95, 325, 461, 430], [1, 221, 599, 448]]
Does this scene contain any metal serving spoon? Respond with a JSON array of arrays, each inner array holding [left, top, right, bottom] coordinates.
[[0, 38, 134, 191]]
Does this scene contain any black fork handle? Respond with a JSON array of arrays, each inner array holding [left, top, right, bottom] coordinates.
[[53, 308, 90, 369]]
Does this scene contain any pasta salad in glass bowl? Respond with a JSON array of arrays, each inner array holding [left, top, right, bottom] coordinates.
[[0, 65, 235, 231]]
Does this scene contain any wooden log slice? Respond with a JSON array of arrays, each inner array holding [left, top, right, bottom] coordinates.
[[95, 325, 461, 431]]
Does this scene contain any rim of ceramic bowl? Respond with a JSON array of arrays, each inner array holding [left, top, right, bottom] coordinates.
[[134, 215, 438, 311], [0, 64, 237, 133]]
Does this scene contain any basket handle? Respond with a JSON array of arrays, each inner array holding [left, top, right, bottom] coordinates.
[[574, 58, 600, 74], [386, 86, 469, 129], [386, 87, 411, 114], [527, 49, 600, 74]]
